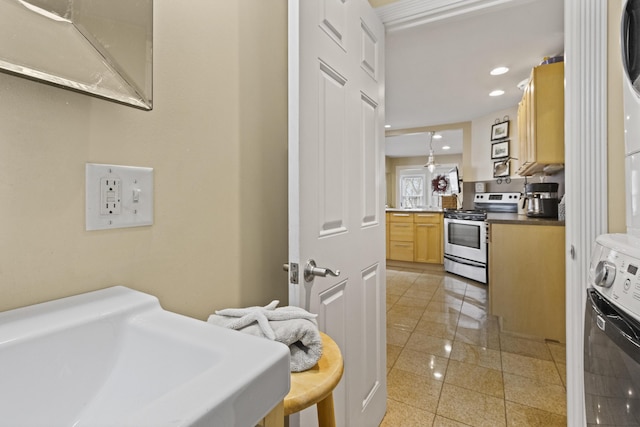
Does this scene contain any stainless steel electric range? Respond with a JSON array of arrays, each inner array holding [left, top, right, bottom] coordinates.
[[443, 192, 519, 284]]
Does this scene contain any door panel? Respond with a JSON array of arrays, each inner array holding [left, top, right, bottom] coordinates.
[[361, 93, 379, 226], [288, 0, 386, 425], [319, 0, 347, 47], [361, 264, 383, 408], [360, 22, 378, 78], [317, 281, 348, 426], [318, 62, 347, 235]]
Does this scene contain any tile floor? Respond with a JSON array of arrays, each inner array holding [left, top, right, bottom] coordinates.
[[380, 264, 567, 427]]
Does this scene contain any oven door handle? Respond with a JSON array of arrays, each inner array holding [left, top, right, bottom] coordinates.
[[444, 254, 485, 268]]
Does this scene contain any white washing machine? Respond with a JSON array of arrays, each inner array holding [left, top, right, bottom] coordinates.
[[584, 234, 640, 425], [622, 0, 640, 236]]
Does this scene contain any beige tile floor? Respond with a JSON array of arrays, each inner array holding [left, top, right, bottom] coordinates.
[[380, 264, 567, 427]]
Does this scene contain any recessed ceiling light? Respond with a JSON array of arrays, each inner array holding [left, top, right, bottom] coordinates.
[[489, 90, 505, 97], [384, 124, 391, 128], [490, 66, 509, 75], [433, 134, 443, 139], [442, 145, 451, 150]]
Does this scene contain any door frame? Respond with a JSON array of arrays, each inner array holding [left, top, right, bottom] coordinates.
[[564, 0, 609, 425]]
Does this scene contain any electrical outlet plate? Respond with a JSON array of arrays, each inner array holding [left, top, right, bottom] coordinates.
[[86, 163, 153, 231]]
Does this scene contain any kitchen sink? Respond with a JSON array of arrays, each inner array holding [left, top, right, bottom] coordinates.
[[0, 286, 290, 427]]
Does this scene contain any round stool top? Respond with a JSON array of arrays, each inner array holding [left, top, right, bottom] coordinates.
[[283, 332, 344, 416]]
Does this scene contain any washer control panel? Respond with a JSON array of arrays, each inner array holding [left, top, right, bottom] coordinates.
[[590, 233, 640, 323]]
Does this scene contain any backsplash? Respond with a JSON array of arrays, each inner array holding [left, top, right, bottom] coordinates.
[[462, 170, 565, 210]]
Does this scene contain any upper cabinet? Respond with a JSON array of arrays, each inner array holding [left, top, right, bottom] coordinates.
[[516, 61, 564, 176]]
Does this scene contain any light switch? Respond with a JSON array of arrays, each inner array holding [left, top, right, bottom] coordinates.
[[86, 163, 154, 231]]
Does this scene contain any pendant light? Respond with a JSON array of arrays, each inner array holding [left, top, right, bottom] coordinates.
[[424, 131, 436, 173]]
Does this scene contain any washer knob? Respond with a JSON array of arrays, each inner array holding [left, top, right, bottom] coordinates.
[[594, 260, 616, 288]]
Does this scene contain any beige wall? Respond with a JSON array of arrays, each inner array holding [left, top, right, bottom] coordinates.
[[0, 0, 288, 318], [468, 106, 519, 182], [608, 0, 627, 233]]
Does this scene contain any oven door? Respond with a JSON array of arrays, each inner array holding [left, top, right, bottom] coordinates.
[[444, 217, 487, 264]]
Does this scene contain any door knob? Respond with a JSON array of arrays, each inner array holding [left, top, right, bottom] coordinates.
[[304, 259, 340, 282]]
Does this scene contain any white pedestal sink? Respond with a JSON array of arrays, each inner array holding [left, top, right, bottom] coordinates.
[[0, 286, 290, 426]]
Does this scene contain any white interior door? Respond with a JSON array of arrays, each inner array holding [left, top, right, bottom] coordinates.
[[287, 1, 386, 426]]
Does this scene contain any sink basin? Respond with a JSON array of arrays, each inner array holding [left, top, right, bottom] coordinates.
[[0, 286, 290, 427]]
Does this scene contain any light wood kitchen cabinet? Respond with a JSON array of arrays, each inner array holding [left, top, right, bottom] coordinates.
[[489, 222, 565, 342], [516, 61, 564, 176], [387, 212, 443, 264], [388, 213, 414, 262], [386, 213, 390, 260], [414, 213, 442, 264]]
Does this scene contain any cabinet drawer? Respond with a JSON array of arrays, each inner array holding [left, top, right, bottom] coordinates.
[[389, 223, 414, 241], [388, 213, 413, 223], [389, 241, 414, 261], [414, 213, 441, 224]]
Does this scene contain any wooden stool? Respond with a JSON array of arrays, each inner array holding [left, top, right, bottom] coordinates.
[[284, 332, 344, 427]]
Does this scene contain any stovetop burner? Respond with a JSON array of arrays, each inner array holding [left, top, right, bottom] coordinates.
[[443, 209, 487, 221]]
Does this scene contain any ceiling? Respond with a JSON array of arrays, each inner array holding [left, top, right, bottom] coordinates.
[[377, 0, 565, 157]]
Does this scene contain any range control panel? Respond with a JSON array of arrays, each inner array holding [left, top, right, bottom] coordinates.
[[473, 192, 520, 204], [473, 192, 520, 213], [590, 233, 640, 323]]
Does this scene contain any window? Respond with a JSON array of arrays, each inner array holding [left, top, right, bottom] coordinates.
[[396, 163, 460, 209], [400, 175, 424, 208]]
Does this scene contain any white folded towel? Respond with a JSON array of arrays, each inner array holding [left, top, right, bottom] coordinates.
[[207, 300, 323, 372]]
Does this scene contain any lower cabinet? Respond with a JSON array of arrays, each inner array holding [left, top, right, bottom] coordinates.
[[414, 213, 442, 263], [388, 213, 414, 262], [387, 212, 443, 264], [489, 222, 566, 342], [386, 214, 390, 260], [389, 240, 414, 261]]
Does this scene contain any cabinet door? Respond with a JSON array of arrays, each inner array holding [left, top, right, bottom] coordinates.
[[517, 80, 536, 175], [516, 62, 564, 176], [386, 213, 390, 259], [389, 241, 414, 261], [389, 223, 413, 241], [533, 62, 564, 165], [517, 97, 528, 172], [414, 223, 441, 263], [526, 77, 536, 164], [489, 223, 566, 342]]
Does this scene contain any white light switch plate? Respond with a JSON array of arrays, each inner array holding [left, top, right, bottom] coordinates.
[[86, 163, 153, 231]]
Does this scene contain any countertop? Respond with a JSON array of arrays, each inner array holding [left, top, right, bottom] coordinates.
[[486, 212, 565, 226], [386, 208, 443, 213], [385, 209, 564, 225]]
